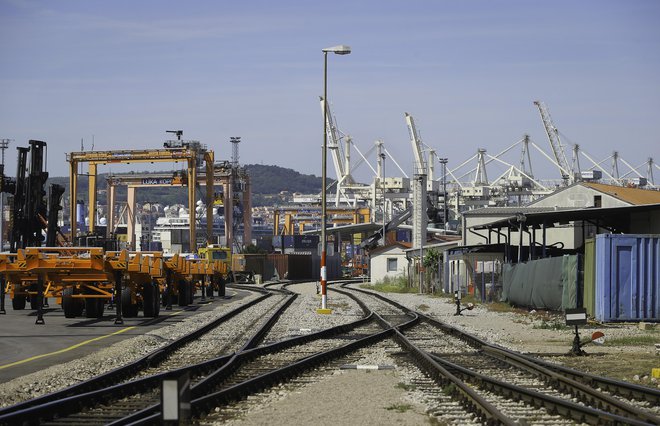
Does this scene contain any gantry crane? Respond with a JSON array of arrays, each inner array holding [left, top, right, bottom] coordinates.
[[105, 166, 252, 252], [533, 101, 573, 184], [67, 136, 215, 251]]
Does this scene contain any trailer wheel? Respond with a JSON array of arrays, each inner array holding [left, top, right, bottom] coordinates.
[[85, 294, 105, 318], [29, 283, 38, 310], [62, 287, 83, 318], [143, 282, 158, 318], [162, 288, 178, 306], [153, 284, 160, 317], [178, 281, 189, 307], [121, 288, 138, 318], [12, 294, 26, 310]]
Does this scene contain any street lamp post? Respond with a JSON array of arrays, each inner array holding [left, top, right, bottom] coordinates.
[[318, 44, 351, 314], [380, 153, 386, 245]]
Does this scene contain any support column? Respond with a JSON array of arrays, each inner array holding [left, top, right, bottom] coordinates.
[[242, 177, 252, 246], [205, 151, 214, 246], [188, 156, 197, 252], [114, 271, 123, 324], [88, 163, 97, 234], [69, 160, 78, 241], [224, 179, 233, 250], [0, 276, 6, 315], [35, 275, 45, 325], [127, 186, 136, 251], [107, 182, 116, 238]]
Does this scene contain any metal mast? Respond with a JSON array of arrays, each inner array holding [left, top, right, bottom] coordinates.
[[533, 100, 572, 184], [230, 136, 241, 167], [0, 139, 11, 251]]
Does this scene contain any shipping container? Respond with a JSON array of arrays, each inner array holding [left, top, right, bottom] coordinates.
[[265, 253, 341, 281], [396, 229, 412, 243], [232, 254, 275, 280], [266, 253, 314, 280], [594, 234, 660, 322]]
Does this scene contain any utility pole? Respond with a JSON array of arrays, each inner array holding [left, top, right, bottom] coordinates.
[[0, 139, 11, 251]]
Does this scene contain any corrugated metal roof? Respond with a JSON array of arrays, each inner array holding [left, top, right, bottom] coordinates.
[[581, 182, 660, 205], [470, 203, 660, 231], [462, 206, 572, 216]]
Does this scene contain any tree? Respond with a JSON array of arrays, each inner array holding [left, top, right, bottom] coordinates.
[[423, 248, 441, 293]]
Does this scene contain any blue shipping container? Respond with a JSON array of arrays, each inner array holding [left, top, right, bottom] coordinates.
[[594, 234, 660, 322]]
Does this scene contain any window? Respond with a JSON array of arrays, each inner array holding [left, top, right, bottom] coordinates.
[[387, 258, 398, 272], [594, 195, 602, 208]]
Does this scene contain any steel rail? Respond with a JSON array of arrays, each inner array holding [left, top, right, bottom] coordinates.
[[342, 284, 660, 424], [114, 283, 405, 425], [415, 309, 660, 409], [392, 327, 515, 426], [481, 346, 660, 424], [428, 353, 652, 426], [515, 349, 660, 405]]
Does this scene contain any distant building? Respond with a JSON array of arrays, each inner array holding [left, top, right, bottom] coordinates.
[[369, 242, 411, 283]]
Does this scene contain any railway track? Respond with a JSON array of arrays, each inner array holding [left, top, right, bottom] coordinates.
[[0, 284, 284, 424], [2, 281, 658, 425], [346, 284, 660, 425]]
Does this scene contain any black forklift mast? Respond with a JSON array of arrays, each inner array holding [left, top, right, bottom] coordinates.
[[4, 140, 62, 252], [8, 146, 29, 252]]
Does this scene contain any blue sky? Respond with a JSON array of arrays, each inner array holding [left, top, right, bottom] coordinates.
[[1, 0, 658, 184]]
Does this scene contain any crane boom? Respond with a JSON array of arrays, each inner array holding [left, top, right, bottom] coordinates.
[[404, 112, 427, 174], [533, 100, 572, 183], [320, 96, 348, 182]]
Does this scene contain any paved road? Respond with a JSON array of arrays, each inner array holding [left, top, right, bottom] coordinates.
[[0, 289, 248, 383]]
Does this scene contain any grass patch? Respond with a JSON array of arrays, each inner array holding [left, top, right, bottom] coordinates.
[[485, 301, 517, 313], [396, 382, 417, 391], [385, 403, 412, 413], [360, 275, 418, 294], [442, 383, 456, 396], [607, 334, 659, 346], [329, 301, 350, 310]]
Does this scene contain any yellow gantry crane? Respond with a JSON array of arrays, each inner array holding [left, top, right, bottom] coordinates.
[[66, 142, 215, 250]]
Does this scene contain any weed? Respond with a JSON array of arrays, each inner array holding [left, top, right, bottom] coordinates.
[[533, 319, 567, 330], [329, 301, 350, 310], [417, 304, 430, 312], [442, 383, 456, 396], [385, 403, 412, 413], [360, 275, 418, 294], [396, 382, 417, 391]]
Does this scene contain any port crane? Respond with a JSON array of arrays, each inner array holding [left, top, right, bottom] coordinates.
[[67, 133, 215, 250], [533, 101, 573, 184]]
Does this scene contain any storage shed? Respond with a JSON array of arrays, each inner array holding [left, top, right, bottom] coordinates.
[[369, 242, 411, 283]]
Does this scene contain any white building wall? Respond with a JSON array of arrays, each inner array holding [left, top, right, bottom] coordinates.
[[370, 247, 408, 283]]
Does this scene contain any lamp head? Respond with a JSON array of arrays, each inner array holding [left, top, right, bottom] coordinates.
[[322, 45, 351, 55]]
